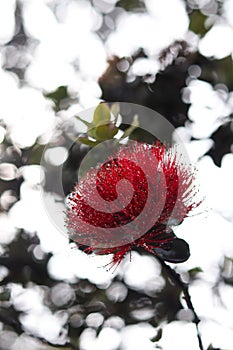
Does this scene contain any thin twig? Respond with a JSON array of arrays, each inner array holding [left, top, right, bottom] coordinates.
[[158, 258, 204, 350]]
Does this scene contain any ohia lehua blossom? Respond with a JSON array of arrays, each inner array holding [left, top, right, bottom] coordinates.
[[65, 140, 201, 268]]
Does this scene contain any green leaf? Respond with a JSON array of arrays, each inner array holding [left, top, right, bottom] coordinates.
[[93, 103, 111, 125], [87, 127, 98, 139], [94, 123, 119, 141], [45, 86, 69, 111], [78, 136, 99, 147], [150, 328, 163, 342]]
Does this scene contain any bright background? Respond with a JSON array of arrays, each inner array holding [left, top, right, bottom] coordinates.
[[0, 1, 233, 349]]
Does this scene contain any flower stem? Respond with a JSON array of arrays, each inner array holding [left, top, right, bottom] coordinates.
[[158, 258, 204, 350]]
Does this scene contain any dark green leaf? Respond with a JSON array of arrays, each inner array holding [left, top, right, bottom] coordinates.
[[189, 10, 208, 37], [188, 267, 203, 278], [116, 0, 145, 11], [78, 136, 99, 147], [150, 328, 163, 342]]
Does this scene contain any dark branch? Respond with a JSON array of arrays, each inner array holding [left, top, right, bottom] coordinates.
[[158, 258, 204, 350]]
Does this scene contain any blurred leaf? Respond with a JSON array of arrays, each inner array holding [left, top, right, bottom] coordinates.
[[188, 267, 203, 279], [116, 0, 145, 11], [150, 328, 163, 342], [199, 55, 233, 88], [189, 10, 208, 37], [45, 86, 69, 111], [93, 103, 111, 125], [215, 56, 233, 87], [0, 288, 11, 301], [27, 144, 46, 165]]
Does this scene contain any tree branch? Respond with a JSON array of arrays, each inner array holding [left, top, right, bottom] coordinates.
[[158, 258, 204, 350]]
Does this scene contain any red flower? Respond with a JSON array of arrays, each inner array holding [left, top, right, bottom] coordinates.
[[66, 141, 201, 268]]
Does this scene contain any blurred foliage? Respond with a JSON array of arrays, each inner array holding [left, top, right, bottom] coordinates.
[[189, 10, 209, 36], [116, 0, 146, 11], [45, 86, 70, 112], [27, 144, 46, 165], [0, 0, 233, 349], [207, 120, 233, 166], [99, 48, 233, 163], [99, 46, 190, 129], [199, 55, 233, 89], [45, 86, 79, 112], [188, 266, 203, 280]]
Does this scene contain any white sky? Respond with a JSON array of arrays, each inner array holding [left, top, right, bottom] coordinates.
[[1, 0, 233, 349]]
